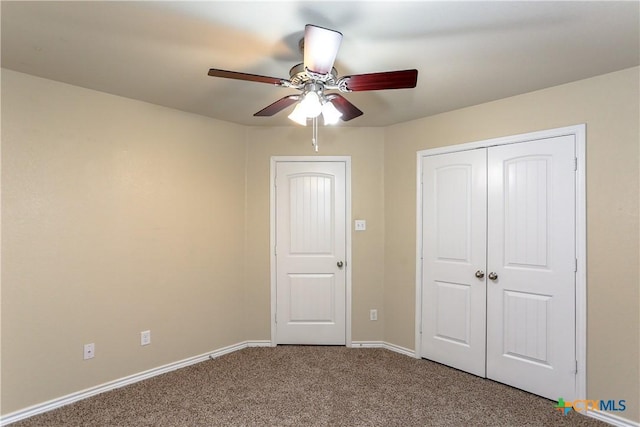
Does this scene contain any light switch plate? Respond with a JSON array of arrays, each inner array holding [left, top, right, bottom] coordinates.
[[355, 220, 366, 231]]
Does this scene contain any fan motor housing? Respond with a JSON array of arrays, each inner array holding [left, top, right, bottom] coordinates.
[[289, 63, 338, 88]]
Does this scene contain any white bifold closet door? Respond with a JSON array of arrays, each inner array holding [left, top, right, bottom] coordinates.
[[420, 135, 576, 401]]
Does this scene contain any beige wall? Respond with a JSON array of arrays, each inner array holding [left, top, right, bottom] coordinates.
[[2, 66, 638, 423], [1, 70, 248, 413], [384, 67, 640, 422], [244, 126, 385, 342]]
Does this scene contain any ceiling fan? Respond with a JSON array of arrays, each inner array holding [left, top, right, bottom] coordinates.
[[207, 24, 418, 130]]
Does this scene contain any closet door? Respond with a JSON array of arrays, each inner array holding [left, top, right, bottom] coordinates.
[[486, 136, 576, 400], [420, 149, 487, 377]]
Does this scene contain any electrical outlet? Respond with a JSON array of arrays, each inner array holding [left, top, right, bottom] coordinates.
[[355, 220, 367, 231], [141, 330, 151, 346], [370, 309, 378, 321], [83, 343, 95, 360]]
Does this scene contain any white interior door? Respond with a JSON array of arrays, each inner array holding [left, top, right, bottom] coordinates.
[[486, 136, 576, 400], [275, 161, 346, 345], [420, 149, 487, 376]]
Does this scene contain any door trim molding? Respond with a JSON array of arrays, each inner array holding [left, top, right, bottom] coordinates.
[[415, 124, 586, 401], [270, 156, 352, 347]]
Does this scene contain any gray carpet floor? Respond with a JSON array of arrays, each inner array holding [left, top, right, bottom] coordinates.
[[12, 346, 608, 426]]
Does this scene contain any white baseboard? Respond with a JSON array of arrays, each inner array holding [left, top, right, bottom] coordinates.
[[585, 409, 639, 427], [0, 340, 269, 426], [246, 340, 272, 348], [10, 341, 634, 427], [351, 341, 416, 358]]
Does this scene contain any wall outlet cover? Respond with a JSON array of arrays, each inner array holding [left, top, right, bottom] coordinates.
[[141, 330, 151, 346], [83, 343, 95, 360]]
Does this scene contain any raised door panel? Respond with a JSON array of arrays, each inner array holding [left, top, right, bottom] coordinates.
[[289, 175, 333, 255], [502, 290, 551, 365], [435, 165, 473, 263], [434, 281, 471, 345], [503, 157, 550, 269], [286, 274, 336, 323]]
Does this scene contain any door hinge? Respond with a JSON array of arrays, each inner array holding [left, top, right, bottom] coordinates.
[[274, 245, 277, 256], [575, 360, 578, 374], [275, 313, 277, 324], [574, 157, 578, 171], [575, 258, 578, 272]]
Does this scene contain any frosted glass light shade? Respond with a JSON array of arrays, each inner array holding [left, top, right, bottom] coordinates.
[[321, 101, 343, 125], [300, 91, 322, 118], [288, 103, 308, 126], [303, 25, 343, 75]]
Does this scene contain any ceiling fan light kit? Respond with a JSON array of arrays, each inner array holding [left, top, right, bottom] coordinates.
[[321, 101, 343, 125], [208, 24, 418, 151], [299, 90, 322, 118], [303, 24, 343, 75], [287, 103, 308, 126]]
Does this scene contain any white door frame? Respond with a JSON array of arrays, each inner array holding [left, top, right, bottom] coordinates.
[[270, 156, 352, 347], [415, 124, 586, 401]]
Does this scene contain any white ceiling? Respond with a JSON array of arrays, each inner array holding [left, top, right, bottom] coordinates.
[[2, 1, 638, 127]]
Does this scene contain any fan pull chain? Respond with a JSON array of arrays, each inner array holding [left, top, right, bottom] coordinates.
[[312, 116, 319, 152]]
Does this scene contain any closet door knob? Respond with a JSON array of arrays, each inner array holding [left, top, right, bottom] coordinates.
[[475, 270, 485, 279], [488, 272, 498, 280], [337, 261, 344, 268]]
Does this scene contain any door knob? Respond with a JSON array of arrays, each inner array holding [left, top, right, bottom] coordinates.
[[337, 261, 344, 268], [475, 270, 485, 279], [488, 272, 498, 280]]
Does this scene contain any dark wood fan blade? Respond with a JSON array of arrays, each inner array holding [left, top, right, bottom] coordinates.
[[341, 69, 418, 92], [254, 95, 300, 117], [327, 94, 363, 121], [208, 68, 286, 85]]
